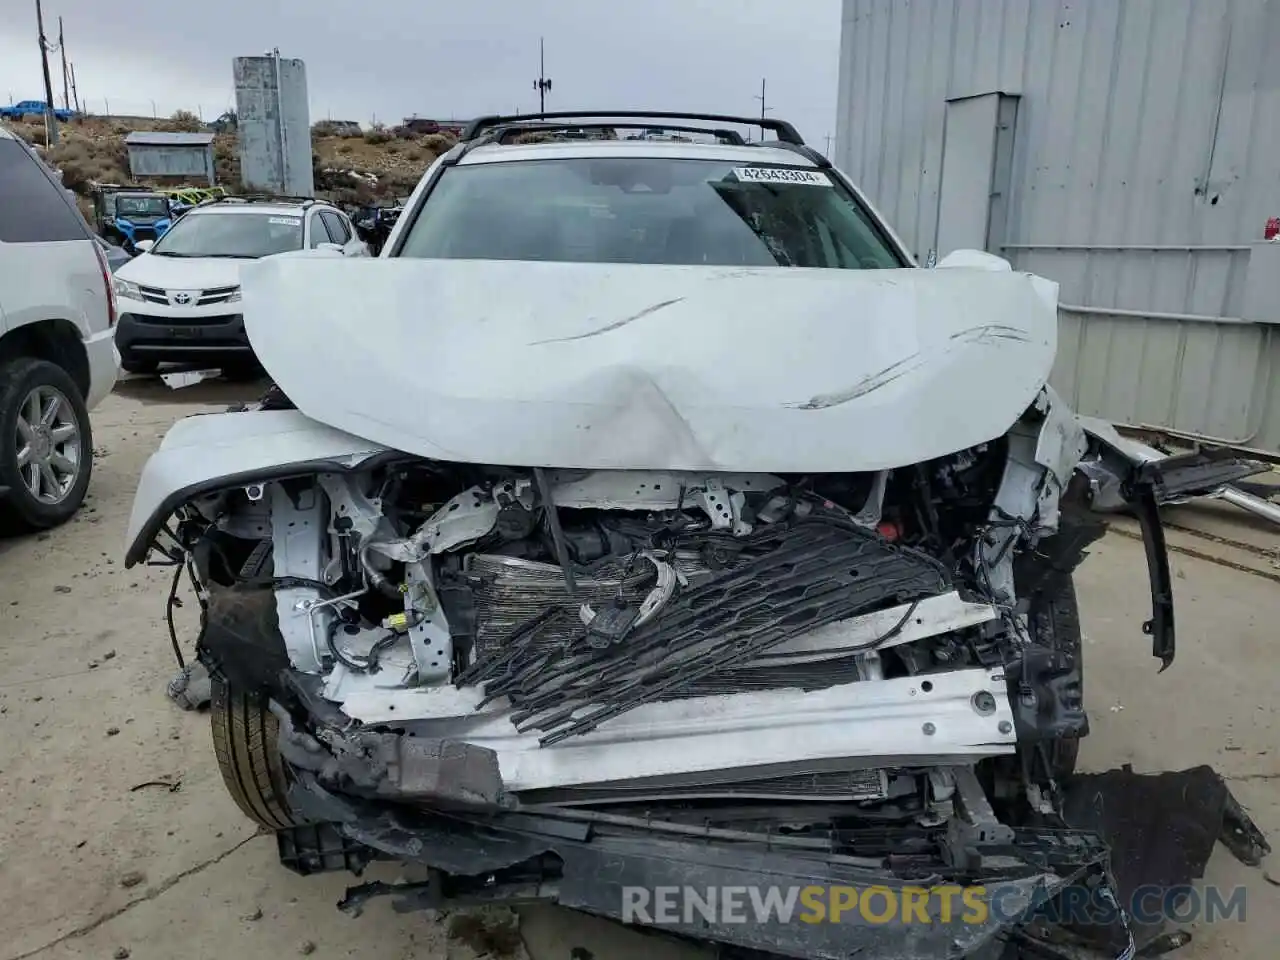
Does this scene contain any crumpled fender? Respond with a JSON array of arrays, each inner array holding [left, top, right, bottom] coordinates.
[[123, 409, 387, 566]]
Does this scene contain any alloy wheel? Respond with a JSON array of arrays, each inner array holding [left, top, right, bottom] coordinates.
[[14, 385, 82, 505]]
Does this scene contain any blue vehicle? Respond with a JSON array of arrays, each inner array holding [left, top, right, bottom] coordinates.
[[91, 186, 173, 253], [0, 100, 74, 122]]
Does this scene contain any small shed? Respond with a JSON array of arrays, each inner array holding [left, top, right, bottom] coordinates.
[[125, 131, 216, 185]]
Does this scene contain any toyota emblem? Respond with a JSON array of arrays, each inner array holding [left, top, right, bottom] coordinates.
[[172, 291, 192, 305]]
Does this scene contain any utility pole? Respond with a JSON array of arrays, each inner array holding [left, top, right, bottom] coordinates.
[[35, 0, 59, 144], [532, 37, 552, 116], [57, 16, 69, 111], [824, 133, 833, 156], [754, 78, 770, 140], [69, 63, 79, 113]]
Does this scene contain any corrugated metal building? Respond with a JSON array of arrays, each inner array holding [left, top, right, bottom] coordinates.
[[125, 131, 216, 185], [835, 0, 1280, 454]]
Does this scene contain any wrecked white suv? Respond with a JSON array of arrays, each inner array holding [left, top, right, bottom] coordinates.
[[124, 113, 1255, 959]]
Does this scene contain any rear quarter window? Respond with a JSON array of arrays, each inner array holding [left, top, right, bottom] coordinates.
[[0, 137, 91, 243]]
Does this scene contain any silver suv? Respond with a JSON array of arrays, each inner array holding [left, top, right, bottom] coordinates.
[[0, 126, 117, 529]]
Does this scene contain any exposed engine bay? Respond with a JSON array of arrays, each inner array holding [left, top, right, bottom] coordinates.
[[176, 386, 1104, 763]]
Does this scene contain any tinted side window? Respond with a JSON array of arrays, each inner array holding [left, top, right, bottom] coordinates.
[[0, 138, 89, 243], [320, 211, 351, 243], [309, 212, 334, 248]]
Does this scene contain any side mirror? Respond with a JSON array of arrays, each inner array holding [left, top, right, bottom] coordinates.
[[133, 239, 155, 253], [315, 242, 345, 255], [935, 249, 1012, 272]]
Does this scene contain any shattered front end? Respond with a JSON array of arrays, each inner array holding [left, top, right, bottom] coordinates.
[[121, 260, 1263, 959], [125, 394, 1228, 959]]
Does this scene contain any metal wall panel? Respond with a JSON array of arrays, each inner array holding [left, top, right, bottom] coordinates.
[[936, 94, 1002, 255], [234, 55, 315, 198], [836, 0, 1280, 452], [126, 145, 214, 182]]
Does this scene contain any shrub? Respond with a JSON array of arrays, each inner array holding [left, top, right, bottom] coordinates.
[[213, 135, 237, 163], [363, 123, 393, 145], [421, 132, 458, 155], [166, 109, 203, 132], [47, 139, 89, 164], [55, 160, 92, 193]]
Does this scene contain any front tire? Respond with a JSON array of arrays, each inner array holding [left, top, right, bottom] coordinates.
[[0, 357, 93, 530], [211, 679, 306, 831]]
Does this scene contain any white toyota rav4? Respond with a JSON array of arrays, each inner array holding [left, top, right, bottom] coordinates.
[[125, 112, 1260, 959], [112, 196, 367, 376], [0, 125, 118, 529]]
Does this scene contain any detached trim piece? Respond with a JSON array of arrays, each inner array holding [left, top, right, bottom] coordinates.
[[1128, 476, 1176, 670]]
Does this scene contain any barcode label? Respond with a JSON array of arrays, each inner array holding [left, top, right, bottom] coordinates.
[[732, 167, 831, 186]]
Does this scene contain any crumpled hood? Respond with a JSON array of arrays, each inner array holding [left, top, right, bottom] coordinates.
[[239, 258, 1060, 473]]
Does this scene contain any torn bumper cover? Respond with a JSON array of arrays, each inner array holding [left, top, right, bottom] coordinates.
[[269, 683, 1132, 959], [279, 761, 1124, 960]]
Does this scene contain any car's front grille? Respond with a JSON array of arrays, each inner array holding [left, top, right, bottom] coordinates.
[[197, 286, 238, 305], [133, 285, 238, 307]]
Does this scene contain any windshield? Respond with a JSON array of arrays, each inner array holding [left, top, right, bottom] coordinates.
[[149, 211, 304, 258], [396, 158, 903, 268], [115, 195, 169, 218]]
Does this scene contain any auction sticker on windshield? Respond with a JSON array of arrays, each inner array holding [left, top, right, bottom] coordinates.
[[269, 217, 302, 226], [732, 167, 831, 186]]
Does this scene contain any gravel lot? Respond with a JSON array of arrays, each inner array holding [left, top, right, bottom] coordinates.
[[1, 380, 1277, 960]]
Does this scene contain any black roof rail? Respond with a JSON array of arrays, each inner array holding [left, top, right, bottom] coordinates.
[[463, 110, 805, 145], [747, 140, 833, 169], [197, 194, 323, 208], [481, 121, 746, 146]]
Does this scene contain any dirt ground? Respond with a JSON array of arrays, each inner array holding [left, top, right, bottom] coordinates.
[[1, 379, 1277, 960]]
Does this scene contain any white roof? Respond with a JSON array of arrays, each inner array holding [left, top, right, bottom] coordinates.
[[458, 138, 820, 168]]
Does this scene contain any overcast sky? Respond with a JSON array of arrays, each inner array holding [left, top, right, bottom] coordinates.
[[1, 0, 841, 147]]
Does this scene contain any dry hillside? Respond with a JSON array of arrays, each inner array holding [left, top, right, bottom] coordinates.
[[4, 112, 457, 212]]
